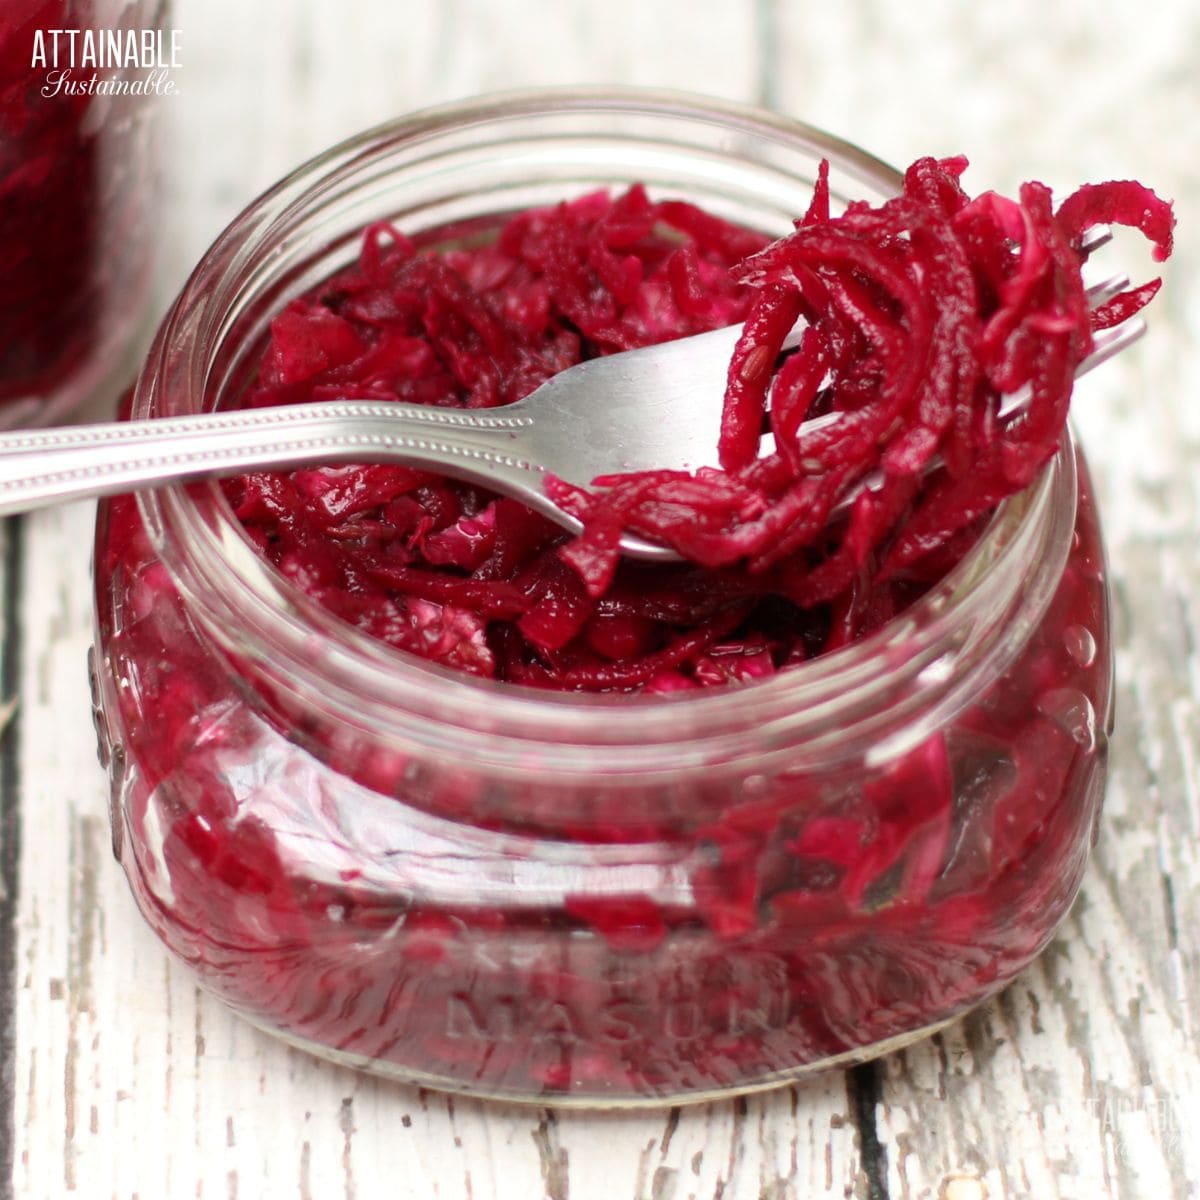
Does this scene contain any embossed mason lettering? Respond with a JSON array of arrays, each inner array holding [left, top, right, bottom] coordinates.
[[443, 970, 795, 1044]]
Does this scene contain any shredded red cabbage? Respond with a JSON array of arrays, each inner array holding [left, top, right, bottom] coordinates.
[[226, 161, 1171, 690], [96, 156, 1176, 1099]]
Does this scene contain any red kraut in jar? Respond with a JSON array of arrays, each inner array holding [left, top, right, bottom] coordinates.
[[94, 139, 1174, 1101], [223, 158, 1171, 688]]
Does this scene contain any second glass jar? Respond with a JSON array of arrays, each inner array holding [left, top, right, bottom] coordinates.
[[0, 1, 167, 426]]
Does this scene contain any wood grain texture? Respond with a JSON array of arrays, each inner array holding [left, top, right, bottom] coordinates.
[[767, 5, 1200, 1195], [4, 1, 1199, 1197], [0, 519, 19, 1198]]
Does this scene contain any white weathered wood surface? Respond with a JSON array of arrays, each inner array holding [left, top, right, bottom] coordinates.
[[3, 2, 1198, 1197]]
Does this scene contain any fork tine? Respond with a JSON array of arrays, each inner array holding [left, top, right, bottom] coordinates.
[[768, 270, 1135, 442], [1078, 224, 1112, 259], [1081, 270, 1130, 310], [993, 279, 1142, 421], [806, 309, 1149, 531], [1072, 314, 1147, 379]]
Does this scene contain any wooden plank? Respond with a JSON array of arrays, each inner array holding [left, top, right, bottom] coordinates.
[[6, 4, 871, 1199], [867, 356, 1200, 1199], [157, 0, 763, 299], [0, 517, 19, 1200], [768, 3, 1200, 1198]]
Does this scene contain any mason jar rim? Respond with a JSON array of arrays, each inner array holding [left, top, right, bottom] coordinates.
[[132, 86, 1075, 770]]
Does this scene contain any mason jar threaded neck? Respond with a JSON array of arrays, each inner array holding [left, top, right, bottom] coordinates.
[[131, 88, 1077, 781]]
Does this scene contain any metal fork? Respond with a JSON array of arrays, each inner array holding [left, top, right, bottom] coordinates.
[[0, 271, 1142, 561]]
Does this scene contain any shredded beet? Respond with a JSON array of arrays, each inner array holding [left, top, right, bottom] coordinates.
[[227, 162, 1172, 689]]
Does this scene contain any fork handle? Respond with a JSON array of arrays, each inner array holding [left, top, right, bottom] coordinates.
[[0, 400, 547, 517]]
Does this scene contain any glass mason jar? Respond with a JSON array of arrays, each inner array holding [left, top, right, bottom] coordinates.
[[0, 1, 168, 427], [90, 90, 1113, 1106]]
